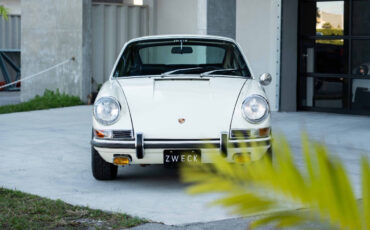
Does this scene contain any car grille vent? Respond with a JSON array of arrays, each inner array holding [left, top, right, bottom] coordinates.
[[231, 130, 252, 139], [113, 130, 133, 139]]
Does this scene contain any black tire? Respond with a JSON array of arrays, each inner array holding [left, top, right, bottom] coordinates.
[[91, 146, 118, 180], [265, 147, 273, 162]]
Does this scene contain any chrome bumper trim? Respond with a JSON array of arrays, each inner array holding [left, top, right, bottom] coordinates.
[[91, 137, 271, 149]]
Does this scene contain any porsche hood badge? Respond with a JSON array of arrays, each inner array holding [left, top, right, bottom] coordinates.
[[178, 118, 186, 124]]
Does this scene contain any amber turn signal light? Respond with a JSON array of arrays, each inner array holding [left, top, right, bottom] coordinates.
[[94, 130, 106, 138], [258, 127, 270, 137], [233, 153, 251, 163], [94, 129, 113, 138], [113, 156, 131, 166]]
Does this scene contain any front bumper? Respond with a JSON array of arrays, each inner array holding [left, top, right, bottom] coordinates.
[[91, 134, 271, 164]]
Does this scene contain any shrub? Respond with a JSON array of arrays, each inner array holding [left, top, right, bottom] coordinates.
[[0, 5, 8, 20]]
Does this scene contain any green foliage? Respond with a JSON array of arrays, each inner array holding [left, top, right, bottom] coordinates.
[[97, 83, 103, 91], [0, 89, 84, 114], [0, 5, 8, 20], [0, 187, 146, 229], [317, 28, 343, 36], [316, 40, 344, 46], [316, 28, 344, 45], [322, 22, 333, 29], [181, 134, 370, 230]]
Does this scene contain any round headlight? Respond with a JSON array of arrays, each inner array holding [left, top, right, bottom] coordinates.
[[241, 95, 269, 123], [94, 97, 121, 125]]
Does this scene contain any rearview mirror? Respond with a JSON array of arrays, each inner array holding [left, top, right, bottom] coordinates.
[[171, 46, 193, 54], [259, 73, 272, 86]]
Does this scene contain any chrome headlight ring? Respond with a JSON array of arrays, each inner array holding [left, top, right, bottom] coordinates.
[[94, 97, 121, 125], [241, 95, 269, 123]]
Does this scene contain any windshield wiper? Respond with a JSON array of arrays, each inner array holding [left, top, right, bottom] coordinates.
[[200, 68, 248, 77], [161, 67, 203, 77]]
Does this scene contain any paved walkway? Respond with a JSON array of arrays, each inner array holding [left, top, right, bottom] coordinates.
[[0, 106, 369, 227]]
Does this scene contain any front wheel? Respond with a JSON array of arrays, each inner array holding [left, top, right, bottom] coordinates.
[[264, 147, 273, 163], [91, 146, 118, 180]]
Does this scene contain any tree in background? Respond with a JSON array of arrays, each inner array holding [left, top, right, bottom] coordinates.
[[322, 22, 333, 29], [316, 7, 321, 24], [0, 5, 9, 20]]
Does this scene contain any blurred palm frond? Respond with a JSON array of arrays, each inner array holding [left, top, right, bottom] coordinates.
[[181, 134, 370, 230]]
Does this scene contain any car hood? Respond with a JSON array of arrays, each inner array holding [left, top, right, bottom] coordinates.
[[116, 75, 247, 139]]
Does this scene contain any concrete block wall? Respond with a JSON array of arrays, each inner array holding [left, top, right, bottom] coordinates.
[[21, 0, 91, 102]]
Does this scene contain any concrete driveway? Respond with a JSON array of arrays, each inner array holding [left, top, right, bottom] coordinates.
[[0, 106, 369, 226]]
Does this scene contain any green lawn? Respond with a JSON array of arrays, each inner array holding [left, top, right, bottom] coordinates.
[[0, 187, 146, 230], [0, 89, 84, 114]]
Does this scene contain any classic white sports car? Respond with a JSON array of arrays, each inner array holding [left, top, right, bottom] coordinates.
[[91, 35, 272, 180]]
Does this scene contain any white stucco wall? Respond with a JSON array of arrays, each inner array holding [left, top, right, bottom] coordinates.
[[144, 0, 199, 35], [236, 0, 281, 111], [156, 0, 198, 34]]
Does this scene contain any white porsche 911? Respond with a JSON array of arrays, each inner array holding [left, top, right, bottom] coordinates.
[[91, 35, 272, 180]]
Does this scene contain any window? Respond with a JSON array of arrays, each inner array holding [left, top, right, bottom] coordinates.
[[114, 39, 251, 77], [138, 46, 226, 65], [352, 0, 370, 36], [299, 0, 370, 114]]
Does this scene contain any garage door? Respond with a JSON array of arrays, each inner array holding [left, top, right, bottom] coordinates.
[[91, 3, 148, 89]]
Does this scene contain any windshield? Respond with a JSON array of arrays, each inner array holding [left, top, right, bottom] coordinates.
[[113, 39, 251, 77]]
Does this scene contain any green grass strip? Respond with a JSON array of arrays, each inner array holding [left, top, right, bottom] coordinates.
[[0, 89, 84, 114], [0, 187, 146, 230]]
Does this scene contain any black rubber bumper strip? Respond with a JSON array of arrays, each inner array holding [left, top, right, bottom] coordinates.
[[220, 132, 228, 157], [91, 140, 135, 148], [136, 133, 144, 159]]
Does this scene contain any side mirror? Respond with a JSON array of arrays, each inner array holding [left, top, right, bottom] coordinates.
[[259, 73, 272, 86]]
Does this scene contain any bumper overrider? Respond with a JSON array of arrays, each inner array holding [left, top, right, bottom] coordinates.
[[91, 131, 271, 165]]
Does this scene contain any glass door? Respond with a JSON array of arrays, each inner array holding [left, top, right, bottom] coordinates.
[[298, 0, 370, 114]]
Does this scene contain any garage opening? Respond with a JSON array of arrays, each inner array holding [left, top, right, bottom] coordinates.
[[0, 15, 21, 92]]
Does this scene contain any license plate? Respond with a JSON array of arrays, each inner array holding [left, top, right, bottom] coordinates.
[[163, 150, 201, 167]]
